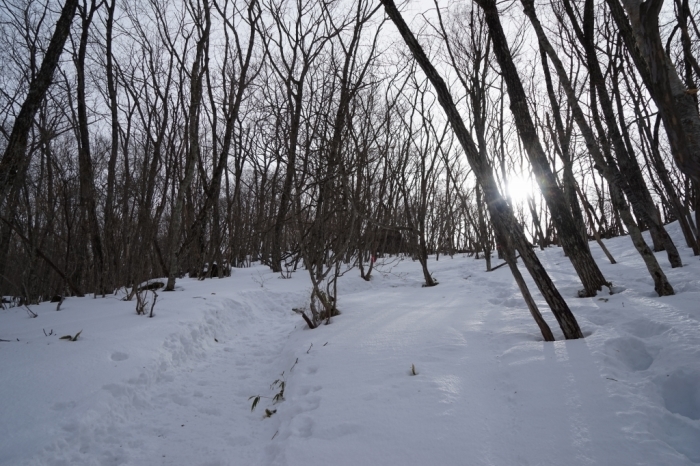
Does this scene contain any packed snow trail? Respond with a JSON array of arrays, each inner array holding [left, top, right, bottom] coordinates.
[[262, 251, 700, 466], [1, 272, 307, 466], [75, 291, 302, 466], [2, 223, 700, 465]]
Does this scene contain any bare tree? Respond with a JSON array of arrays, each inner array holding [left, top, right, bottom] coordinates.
[[521, 0, 674, 296], [380, 0, 580, 340], [608, 0, 700, 183], [0, 0, 79, 207], [473, 0, 610, 298], [165, 0, 211, 291]]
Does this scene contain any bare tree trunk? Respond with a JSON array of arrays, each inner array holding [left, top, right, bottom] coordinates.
[[183, 0, 259, 275], [574, 183, 617, 264], [539, 48, 588, 253], [497, 230, 555, 341], [564, 0, 682, 266], [165, 0, 211, 291], [611, 187, 675, 296], [103, 0, 120, 288], [0, 0, 79, 207], [475, 185, 492, 271], [475, 0, 609, 297], [522, 0, 674, 296], [379, 0, 583, 339], [607, 0, 700, 183], [626, 72, 699, 255], [75, 0, 105, 294]]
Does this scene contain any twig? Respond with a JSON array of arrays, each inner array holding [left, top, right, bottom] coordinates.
[[300, 311, 316, 329], [24, 305, 37, 318], [306, 343, 313, 354], [490, 255, 521, 271], [149, 290, 158, 318], [0, 217, 85, 297]]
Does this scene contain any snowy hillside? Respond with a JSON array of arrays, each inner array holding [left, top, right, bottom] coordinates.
[[2, 224, 700, 466]]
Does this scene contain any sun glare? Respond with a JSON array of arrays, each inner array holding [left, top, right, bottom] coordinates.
[[507, 175, 537, 203]]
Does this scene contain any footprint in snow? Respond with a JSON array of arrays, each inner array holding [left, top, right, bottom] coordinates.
[[51, 401, 76, 411], [198, 406, 221, 416], [659, 370, 700, 420], [297, 385, 322, 396], [171, 394, 190, 406], [292, 416, 314, 438], [111, 352, 129, 361], [622, 318, 671, 339], [317, 423, 361, 440], [604, 336, 655, 371]]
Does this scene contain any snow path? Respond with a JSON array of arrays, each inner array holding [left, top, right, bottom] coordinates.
[[73, 292, 299, 466], [263, 248, 700, 465], [4, 279, 307, 466], [3, 225, 700, 465]]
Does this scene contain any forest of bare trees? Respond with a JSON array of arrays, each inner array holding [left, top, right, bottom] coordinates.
[[0, 0, 698, 338]]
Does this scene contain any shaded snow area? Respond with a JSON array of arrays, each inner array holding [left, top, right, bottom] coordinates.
[[2, 223, 700, 465]]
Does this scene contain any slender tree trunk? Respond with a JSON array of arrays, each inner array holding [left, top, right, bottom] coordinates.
[[165, 0, 211, 291], [379, 0, 583, 339], [0, 0, 79, 206], [270, 78, 306, 273], [104, 0, 120, 288], [475, 184, 492, 271], [497, 230, 555, 341], [574, 183, 617, 264], [606, 0, 700, 183], [475, 0, 609, 297], [568, 0, 681, 266], [539, 49, 588, 253], [522, 0, 674, 295], [75, 0, 105, 294], [611, 187, 674, 296]]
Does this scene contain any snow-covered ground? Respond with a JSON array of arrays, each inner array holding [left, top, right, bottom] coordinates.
[[2, 223, 700, 466]]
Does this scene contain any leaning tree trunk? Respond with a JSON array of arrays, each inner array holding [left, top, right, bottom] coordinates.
[[497, 229, 555, 341], [522, 0, 674, 296], [539, 48, 589, 254], [475, 0, 609, 297], [606, 0, 700, 184], [572, 0, 682, 266], [611, 187, 675, 296], [379, 0, 583, 339], [0, 0, 79, 207]]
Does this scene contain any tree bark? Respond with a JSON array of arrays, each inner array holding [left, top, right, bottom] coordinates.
[[607, 0, 700, 183], [75, 0, 105, 294], [497, 230, 555, 341], [379, 0, 583, 339], [0, 0, 79, 207], [475, 0, 609, 297], [570, 0, 682, 266], [104, 0, 120, 288], [165, 0, 211, 291], [521, 0, 675, 296]]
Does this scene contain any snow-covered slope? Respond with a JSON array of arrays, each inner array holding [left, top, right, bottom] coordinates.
[[2, 224, 699, 465]]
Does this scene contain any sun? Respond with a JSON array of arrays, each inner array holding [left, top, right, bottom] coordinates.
[[507, 174, 537, 204]]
